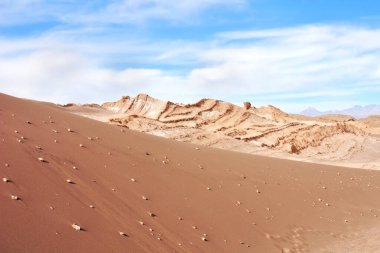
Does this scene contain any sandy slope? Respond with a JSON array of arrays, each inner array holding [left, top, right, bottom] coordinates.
[[2, 93, 380, 252], [67, 94, 380, 169]]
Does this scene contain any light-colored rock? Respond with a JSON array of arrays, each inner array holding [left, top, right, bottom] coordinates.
[[72, 223, 82, 231]]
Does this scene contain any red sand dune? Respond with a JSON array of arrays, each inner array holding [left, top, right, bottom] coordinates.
[[2, 93, 380, 252]]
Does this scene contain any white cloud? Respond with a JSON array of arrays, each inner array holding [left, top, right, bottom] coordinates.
[[1, 24, 380, 112]]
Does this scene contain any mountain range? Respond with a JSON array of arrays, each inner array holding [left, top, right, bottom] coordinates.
[[301, 105, 380, 118]]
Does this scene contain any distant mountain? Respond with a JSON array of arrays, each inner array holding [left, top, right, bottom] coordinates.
[[301, 105, 380, 118], [300, 107, 323, 117]]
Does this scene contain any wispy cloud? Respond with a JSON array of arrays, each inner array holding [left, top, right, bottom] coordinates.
[[0, 0, 245, 26], [1, 23, 380, 111]]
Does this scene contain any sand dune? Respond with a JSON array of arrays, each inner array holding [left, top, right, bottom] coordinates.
[[67, 94, 380, 169], [2, 93, 380, 252]]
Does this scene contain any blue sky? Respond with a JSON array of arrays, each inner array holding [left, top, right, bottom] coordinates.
[[0, 0, 380, 112]]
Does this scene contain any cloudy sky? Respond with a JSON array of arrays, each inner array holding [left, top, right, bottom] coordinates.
[[0, 0, 380, 112]]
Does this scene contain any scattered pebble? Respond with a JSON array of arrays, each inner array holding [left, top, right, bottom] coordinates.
[[4, 163, 9, 167], [38, 157, 47, 162], [11, 195, 19, 200], [66, 179, 75, 184], [130, 178, 136, 182], [142, 195, 148, 200], [139, 221, 145, 226], [79, 144, 85, 148], [148, 212, 156, 217], [71, 224, 82, 231], [2, 177, 10, 183], [119, 231, 128, 237], [89, 205, 95, 208], [67, 128, 73, 132]]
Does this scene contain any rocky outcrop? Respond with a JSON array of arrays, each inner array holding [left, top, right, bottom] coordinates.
[[243, 102, 251, 110], [96, 94, 372, 161]]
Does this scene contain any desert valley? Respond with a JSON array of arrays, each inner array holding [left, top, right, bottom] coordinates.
[[2, 1, 380, 252]]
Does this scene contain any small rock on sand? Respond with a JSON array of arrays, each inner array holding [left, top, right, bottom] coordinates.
[[71, 224, 82, 231], [119, 231, 128, 236], [38, 157, 46, 162], [11, 195, 19, 200]]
